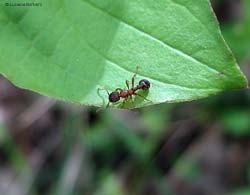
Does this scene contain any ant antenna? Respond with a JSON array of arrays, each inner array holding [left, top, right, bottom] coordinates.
[[97, 88, 110, 95], [96, 88, 110, 112]]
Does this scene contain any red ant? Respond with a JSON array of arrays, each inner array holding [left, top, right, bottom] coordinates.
[[98, 66, 152, 109]]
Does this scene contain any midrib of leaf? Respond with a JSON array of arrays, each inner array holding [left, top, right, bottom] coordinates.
[[74, 22, 214, 91]]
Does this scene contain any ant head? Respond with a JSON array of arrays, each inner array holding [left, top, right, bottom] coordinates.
[[109, 91, 120, 102], [139, 79, 150, 90]]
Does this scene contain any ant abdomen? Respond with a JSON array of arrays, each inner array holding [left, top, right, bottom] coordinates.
[[139, 79, 150, 90]]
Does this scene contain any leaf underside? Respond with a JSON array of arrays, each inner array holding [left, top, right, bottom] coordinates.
[[0, 0, 248, 108]]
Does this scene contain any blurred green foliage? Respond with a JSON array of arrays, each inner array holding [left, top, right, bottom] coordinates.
[[229, 189, 250, 195], [219, 109, 250, 136], [0, 123, 6, 144], [93, 173, 125, 195], [0, 125, 27, 172], [222, 0, 250, 61]]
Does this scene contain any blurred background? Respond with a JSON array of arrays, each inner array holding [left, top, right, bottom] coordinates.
[[0, 0, 249, 195]]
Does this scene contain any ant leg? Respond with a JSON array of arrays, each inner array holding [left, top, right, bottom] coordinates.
[[115, 88, 123, 92], [134, 93, 152, 102], [126, 80, 130, 90], [132, 66, 139, 88], [96, 101, 110, 113], [105, 101, 110, 108], [121, 97, 128, 108], [130, 95, 135, 107]]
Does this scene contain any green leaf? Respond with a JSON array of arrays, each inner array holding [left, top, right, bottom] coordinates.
[[0, 0, 248, 108]]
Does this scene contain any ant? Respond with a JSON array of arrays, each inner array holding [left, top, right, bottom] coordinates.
[[98, 66, 152, 109]]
